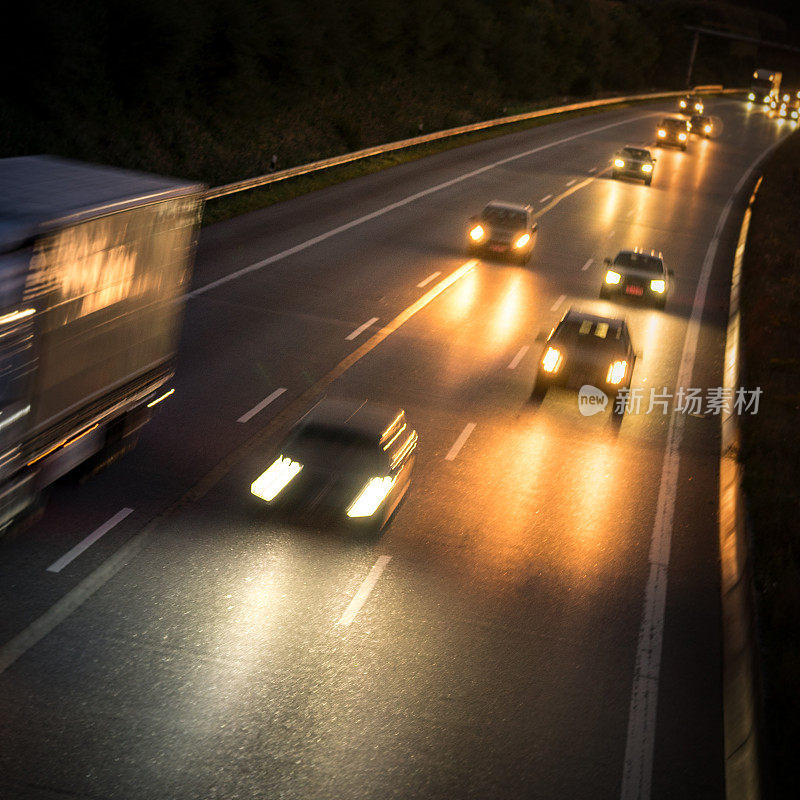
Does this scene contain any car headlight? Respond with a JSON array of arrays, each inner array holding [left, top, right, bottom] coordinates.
[[606, 360, 628, 385], [347, 475, 397, 518], [650, 279, 666, 294], [657, 129, 666, 138], [763, 97, 770, 104], [792, 111, 799, 119], [641, 163, 653, 172], [514, 233, 531, 249], [748, 92, 755, 101], [678, 133, 687, 141], [541, 346, 563, 374], [469, 224, 485, 242], [704, 125, 711, 133], [614, 158, 625, 168], [679, 100, 687, 108], [251, 455, 303, 502], [783, 94, 789, 102], [694, 104, 703, 112], [605, 270, 621, 285]]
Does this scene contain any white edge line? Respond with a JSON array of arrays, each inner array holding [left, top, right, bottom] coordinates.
[[237, 387, 287, 424], [445, 422, 476, 461], [337, 555, 392, 627], [582, 258, 594, 271], [550, 294, 567, 312], [47, 508, 134, 574], [619, 133, 789, 800], [186, 113, 663, 300], [508, 345, 530, 370], [345, 316, 379, 341], [417, 271, 442, 288]]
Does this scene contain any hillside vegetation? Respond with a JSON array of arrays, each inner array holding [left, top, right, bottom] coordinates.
[[0, 0, 789, 185]]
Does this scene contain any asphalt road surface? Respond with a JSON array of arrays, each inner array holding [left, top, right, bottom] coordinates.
[[0, 99, 790, 800]]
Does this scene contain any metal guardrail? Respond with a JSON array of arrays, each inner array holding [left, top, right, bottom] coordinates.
[[204, 87, 743, 201]]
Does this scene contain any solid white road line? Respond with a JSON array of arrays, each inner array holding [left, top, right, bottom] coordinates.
[[187, 114, 661, 299], [237, 387, 287, 424], [47, 509, 134, 574], [550, 294, 566, 312], [417, 271, 441, 288], [508, 345, 529, 370], [539, 194, 553, 203], [337, 556, 392, 627], [582, 258, 594, 271], [619, 136, 788, 800], [445, 423, 476, 461], [566, 178, 577, 187], [346, 317, 379, 341]]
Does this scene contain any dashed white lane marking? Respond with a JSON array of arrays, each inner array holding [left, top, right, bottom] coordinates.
[[539, 194, 553, 203], [337, 556, 392, 626], [346, 317, 379, 341], [608, 230, 616, 238], [417, 271, 441, 288], [445, 423, 476, 461], [550, 294, 567, 312], [508, 345, 530, 370], [47, 509, 134, 574], [619, 135, 789, 800], [582, 258, 594, 271], [237, 387, 287, 424], [588, 166, 598, 173], [566, 178, 577, 187], [187, 115, 658, 300]]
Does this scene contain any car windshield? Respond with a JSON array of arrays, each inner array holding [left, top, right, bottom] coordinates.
[[288, 425, 384, 472], [661, 119, 685, 130], [482, 206, 527, 227], [613, 252, 663, 273], [621, 148, 649, 159]]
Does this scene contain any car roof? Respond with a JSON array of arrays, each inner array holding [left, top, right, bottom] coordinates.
[[560, 308, 626, 329], [484, 200, 531, 213], [620, 145, 651, 154], [615, 247, 663, 260], [297, 398, 407, 445]]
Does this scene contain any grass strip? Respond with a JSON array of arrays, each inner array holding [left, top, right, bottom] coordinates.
[[739, 126, 800, 798]]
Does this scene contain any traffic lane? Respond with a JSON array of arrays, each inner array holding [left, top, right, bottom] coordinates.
[[190, 103, 668, 291], [0, 263, 670, 800]]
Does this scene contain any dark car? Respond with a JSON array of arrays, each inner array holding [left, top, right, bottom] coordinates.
[[531, 309, 636, 415], [678, 94, 704, 115], [468, 201, 538, 264], [611, 146, 656, 185], [250, 398, 417, 532], [600, 249, 672, 309], [690, 114, 714, 137], [655, 117, 690, 150]]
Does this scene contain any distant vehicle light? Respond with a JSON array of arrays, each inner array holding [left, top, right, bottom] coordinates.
[[763, 97, 770, 104], [605, 270, 621, 285], [679, 100, 687, 108], [650, 279, 666, 294], [678, 133, 687, 141], [657, 129, 666, 138], [783, 94, 790, 102], [641, 163, 653, 172], [541, 346, 563, 374], [614, 158, 625, 168], [606, 360, 628, 385], [251, 456, 303, 502], [347, 475, 397, 518], [469, 224, 485, 242], [694, 103, 703, 112], [704, 124, 711, 133], [748, 92, 755, 101], [514, 233, 531, 249], [792, 110, 799, 120]]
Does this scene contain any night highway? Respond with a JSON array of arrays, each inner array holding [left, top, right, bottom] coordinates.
[[0, 99, 790, 799]]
